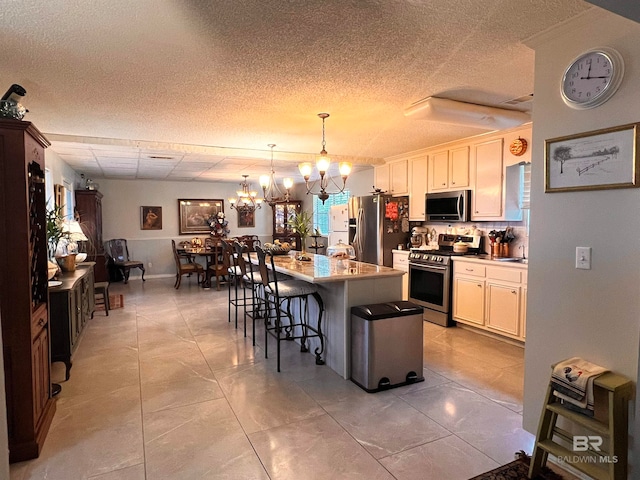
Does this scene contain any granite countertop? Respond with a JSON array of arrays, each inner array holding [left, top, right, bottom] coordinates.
[[451, 255, 528, 268], [250, 253, 404, 284]]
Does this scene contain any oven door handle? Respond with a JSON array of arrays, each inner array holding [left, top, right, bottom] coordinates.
[[409, 264, 447, 271]]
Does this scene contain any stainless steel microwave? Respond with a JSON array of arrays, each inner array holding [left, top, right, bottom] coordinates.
[[425, 190, 471, 222]]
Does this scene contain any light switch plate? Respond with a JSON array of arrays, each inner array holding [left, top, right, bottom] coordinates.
[[576, 247, 591, 270]]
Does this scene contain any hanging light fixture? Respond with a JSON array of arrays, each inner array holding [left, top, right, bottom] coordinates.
[[229, 175, 262, 212], [298, 113, 352, 204], [259, 144, 294, 207]]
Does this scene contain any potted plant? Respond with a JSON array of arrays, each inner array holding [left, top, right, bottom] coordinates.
[[46, 203, 65, 260], [289, 210, 312, 255]]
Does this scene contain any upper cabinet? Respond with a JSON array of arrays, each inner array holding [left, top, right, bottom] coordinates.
[[409, 155, 428, 221], [428, 147, 469, 192], [472, 138, 504, 219], [375, 159, 408, 195]]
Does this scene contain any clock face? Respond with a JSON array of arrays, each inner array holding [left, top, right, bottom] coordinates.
[[561, 48, 624, 109]]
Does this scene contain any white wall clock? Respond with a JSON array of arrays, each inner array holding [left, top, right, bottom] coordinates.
[[561, 47, 624, 110]]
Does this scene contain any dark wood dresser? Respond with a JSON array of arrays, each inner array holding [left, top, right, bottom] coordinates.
[[49, 264, 95, 381]]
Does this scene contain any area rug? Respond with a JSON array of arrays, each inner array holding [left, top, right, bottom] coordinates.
[[469, 451, 564, 480], [95, 294, 124, 311]]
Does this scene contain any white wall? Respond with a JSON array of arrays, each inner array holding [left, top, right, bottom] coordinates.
[[523, 8, 640, 473], [99, 178, 274, 277]]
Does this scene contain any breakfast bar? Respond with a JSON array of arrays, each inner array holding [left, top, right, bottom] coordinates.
[[253, 253, 404, 379]]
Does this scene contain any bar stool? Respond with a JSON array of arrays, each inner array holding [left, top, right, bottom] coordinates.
[[233, 241, 260, 341], [94, 281, 110, 316], [220, 240, 242, 328], [255, 246, 325, 372]]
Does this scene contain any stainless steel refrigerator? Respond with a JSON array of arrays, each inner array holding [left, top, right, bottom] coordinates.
[[348, 195, 409, 267]]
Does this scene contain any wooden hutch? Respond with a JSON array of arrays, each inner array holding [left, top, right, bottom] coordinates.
[[0, 119, 56, 462]]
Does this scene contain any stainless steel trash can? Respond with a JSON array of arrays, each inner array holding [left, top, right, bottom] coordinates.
[[350, 301, 424, 392]]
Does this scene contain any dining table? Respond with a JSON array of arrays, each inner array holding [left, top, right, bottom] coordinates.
[[177, 246, 224, 289]]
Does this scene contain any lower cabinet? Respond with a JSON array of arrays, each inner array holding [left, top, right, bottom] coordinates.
[[453, 277, 485, 325], [392, 250, 409, 300], [49, 265, 95, 380], [453, 260, 527, 341]]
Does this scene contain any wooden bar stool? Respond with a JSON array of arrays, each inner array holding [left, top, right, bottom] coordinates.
[[94, 281, 110, 316]]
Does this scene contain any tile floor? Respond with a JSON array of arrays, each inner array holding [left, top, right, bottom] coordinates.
[[9, 277, 569, 479]]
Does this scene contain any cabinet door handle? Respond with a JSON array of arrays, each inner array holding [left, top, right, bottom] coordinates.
[[465, 268, 474, 271], [511, 290, 517, 294], [477, 284, 482, 287], [38, 318, 45, 327], [452, 181, 456, 184], [441, 182, 446, 186]]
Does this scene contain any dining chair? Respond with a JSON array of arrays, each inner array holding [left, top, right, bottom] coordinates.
[[171, 240, 204, 289], [104, 238, 146, 284], [255, 246, 325, 372]]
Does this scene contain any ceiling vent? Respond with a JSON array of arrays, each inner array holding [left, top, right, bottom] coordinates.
[[404, 97, 530, 130]]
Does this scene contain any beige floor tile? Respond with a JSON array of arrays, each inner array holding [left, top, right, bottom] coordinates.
[[17, 386, 144, 480], [144, 398, 268, 479], [400, 382, 534, 464], [249, 414, 395, 480], [197, 333, 264, 370], [379, 434, 499, 480], [60, 347, 140, 396], [225, 380, 324, 434], [324, 393, 451, 458], [87, 463, 145, 479], [139, 349, 213, 385], [141, 374, 225, 413]]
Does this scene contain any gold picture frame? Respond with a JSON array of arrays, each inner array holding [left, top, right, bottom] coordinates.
[[141, 206, 162, 230], [178, 199, 224, 234], [545, 123, 639, 192]]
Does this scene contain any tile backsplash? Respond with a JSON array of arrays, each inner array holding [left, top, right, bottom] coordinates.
[[421, 212, 529, 258]]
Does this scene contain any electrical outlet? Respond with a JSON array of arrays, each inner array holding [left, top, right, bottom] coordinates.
[[148, 262, 153, 268], [576, 247, 591, 270]]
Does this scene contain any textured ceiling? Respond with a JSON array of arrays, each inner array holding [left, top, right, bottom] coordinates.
[[0, 0, 591, 182]]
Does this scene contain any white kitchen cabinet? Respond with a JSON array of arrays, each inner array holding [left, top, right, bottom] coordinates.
[[486, 282, 520, 336], [449, 146, 470, 188], [429, 150, 449, 191], [453, 277, 485, 325], [453, 259, 527, 341], [392, 250, 409, 300], [374, 164, 390, 193], [472, 138, 504, 219], [375, 159, 408, 195], [409, 155, 428, 221], [428, 148, 469, 192], [390, 159, 408, 194]]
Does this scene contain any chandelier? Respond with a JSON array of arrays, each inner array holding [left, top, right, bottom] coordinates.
[[259, 144, 294, 207], [298, 113, 352, 204], [229, 175, 262, 212]]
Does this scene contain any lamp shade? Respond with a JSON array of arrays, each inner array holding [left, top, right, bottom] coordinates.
[[63, 220, 88, 241]]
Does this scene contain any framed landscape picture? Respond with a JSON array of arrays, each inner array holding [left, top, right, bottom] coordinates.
[[178, 199, 224, 234], [141, 206, 162, 230], [545, 123, 639, 192]]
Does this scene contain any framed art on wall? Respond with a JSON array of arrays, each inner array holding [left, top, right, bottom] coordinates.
[[545, 123, 639, 192], [141, 206, 162, 230], [178, 199, 224, 234], [237, 208, 255, 228]]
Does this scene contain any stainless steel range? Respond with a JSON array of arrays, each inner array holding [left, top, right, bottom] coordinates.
[[408, 233, 484, 327]]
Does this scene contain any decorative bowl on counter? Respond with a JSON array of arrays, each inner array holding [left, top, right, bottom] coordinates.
[[326, 240, 356, 260]]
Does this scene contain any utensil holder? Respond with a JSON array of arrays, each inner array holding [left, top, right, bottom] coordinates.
[[501, 243, 510, 258], [491, 244, 500, 257]]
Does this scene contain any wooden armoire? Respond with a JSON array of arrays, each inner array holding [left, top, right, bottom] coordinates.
[[0, 119, 56, 462], [75, 190, 108, 282]]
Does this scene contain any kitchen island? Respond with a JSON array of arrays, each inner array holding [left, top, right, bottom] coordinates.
[[252, 253, 404, 379]]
